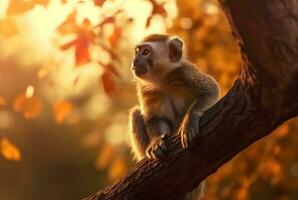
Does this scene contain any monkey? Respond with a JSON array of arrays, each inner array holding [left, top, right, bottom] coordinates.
[[129, 34, 219, 200]]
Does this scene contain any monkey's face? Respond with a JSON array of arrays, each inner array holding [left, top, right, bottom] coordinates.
[[132, 44, 153, 78], [132, 36, 183, 81]]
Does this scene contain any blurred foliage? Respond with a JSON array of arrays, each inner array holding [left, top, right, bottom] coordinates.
[[0, 0, 297, 200]]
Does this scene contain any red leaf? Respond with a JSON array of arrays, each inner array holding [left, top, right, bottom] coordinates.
[[108, 27, 122, 46], [94, 0, 106, 7], [146, 0, 167, 28], [101, 70, 117, 96], [151, 0, 167, 16], [60, 39, 76, 50], [59, 18, 95, 66], [97, 16, 115, 28], [74, 38, 90, 66]]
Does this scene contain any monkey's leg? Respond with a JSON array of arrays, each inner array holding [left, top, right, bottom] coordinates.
[[145, 117, 172, 160], [129, 107, 150, 160]]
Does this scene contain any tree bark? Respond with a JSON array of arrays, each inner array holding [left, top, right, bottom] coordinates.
[[85, 0, 298, 199]]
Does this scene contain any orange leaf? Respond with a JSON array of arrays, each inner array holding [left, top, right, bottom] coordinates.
[[13, 93, 43, 119], [97, 16, 115, 28], [151, 0, 167, 17], [75, 38, 91, 66], [57, 10, 79, 35], [101, 70, 117, 96], [146, 0, 167, 28], [105, 63, 119, 77], [0, 138, 21, 161], [60, 39, 76, 51], [96, 144, 114, 169], [0, 18, 18, 38], [108, 27, 122, 46], [59, 18, 94, 66], [0, 96, 7, 106], [60, 37, 91, 66], [108, 156, 127, 181], [53, 101, 73, 123], [94, 0, 106, 7], [7, 0, 49, 15]]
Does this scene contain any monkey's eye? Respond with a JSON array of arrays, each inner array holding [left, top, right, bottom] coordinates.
[[142, 48, 150, 56]]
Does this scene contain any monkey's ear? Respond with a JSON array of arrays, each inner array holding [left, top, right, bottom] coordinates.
[[169, 38, 183, 62]]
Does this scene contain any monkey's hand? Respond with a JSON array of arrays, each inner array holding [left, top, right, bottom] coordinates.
[[179, 112, 202, 149], [146, 134, 169, 160]]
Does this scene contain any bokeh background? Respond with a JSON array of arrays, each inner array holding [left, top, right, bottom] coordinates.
[[0, 0, 297, 200]]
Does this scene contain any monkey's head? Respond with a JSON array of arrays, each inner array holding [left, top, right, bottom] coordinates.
[[132, 34, 184, 81]]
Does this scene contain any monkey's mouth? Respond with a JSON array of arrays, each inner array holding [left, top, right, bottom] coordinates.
[[132, 66, 148, 76]]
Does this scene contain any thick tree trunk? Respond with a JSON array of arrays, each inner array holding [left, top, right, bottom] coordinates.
[[85, 0, 298, 199]]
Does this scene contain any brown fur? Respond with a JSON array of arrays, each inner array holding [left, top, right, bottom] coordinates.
[[137, 62, 218, 130], [142, 34, 169, 43]]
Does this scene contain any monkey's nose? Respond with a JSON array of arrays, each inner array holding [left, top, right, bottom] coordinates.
[[133, 59, 140, 67]]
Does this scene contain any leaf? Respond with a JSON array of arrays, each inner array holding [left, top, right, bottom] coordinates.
[[0, 138, 21, 161], [105, 63, 119, 77], [99, 62, 120, 96], [73, 76, 80, 86], [94, 0, 106, 7], [0, 18, 18, 38], [75, 37, 91, 66], [60, 40, 76, 50], [57, 10, 78, 35], [59, 18, 95, 66], [96, 16, 115, 28], [7, 0, 49, 15], [13, 93, 43, 119], [145, 15, 154, 28], [108, 27, 122, 46], [96, 144, 114, 169], [108, 156, 127, 181], [0, 96, 7, 107], [53, 101, 73, 123], [60, 37, 91, 66], [95, 10, 123, 28], [146, 0, 167, 28], [101, 70, 117, 96]]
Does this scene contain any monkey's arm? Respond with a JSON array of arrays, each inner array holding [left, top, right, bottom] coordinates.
[[176, 66, 220, 148], [129, 107, 150, 160]]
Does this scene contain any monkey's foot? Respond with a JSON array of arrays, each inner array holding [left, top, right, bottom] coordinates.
[[179, 112, 202, 149], [146, 134, 169, 160]]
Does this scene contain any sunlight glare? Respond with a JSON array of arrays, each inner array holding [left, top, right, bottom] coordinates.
[[25, 85, 35, 98]]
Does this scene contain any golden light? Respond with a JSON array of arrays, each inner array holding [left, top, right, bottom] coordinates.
[[202, 2, 219, 16], [25, 85, 35, 98], [0, 0, 177, 145], [180, 17, 193, 30]]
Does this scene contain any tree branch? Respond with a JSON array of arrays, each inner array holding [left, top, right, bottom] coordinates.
[[85, 0, 298, 199]]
